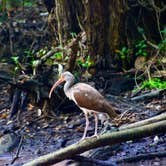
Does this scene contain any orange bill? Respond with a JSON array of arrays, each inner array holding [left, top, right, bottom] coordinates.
[[49, 76, 65, 98]]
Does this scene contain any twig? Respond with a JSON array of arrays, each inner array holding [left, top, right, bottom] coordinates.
[[10, 135, 24, 164], [142, 33, 159, 49]]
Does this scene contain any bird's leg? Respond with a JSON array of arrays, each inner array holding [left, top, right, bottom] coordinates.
[[94, 112, 98, 137], [81, 111, 89, 140]]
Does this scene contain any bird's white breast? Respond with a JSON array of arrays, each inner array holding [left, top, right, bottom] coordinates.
[[65, 87, 80, 105]]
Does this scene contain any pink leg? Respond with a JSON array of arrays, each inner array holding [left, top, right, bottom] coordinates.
[[94, 112, 98, 137], [81, 111, 89, 140]]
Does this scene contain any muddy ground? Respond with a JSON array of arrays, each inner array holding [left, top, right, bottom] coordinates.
[[0, 79, 166, 166], [0, 2, 166, 166]]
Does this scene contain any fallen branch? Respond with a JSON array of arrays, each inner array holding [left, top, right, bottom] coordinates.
[[131, 89, 165, 101], [34, 47, 66, 68], [119, 112, 166, 130], [116, 151, 166, 163], [23, 120, 166, 166]]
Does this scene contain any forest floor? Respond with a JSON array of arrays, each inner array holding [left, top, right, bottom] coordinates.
[[0, 2, 166, 166], [0, 80, 166, 166]]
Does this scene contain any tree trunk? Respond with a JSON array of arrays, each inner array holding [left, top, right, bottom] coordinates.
[[46, 0, 165, 70]]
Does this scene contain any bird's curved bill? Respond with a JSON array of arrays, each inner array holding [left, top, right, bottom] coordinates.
[[49, 76, 65, 98]]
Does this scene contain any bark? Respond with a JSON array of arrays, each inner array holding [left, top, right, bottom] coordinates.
[[23, 119, 166, 166]]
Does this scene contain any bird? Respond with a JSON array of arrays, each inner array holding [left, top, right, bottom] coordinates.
[[49, 71, 118, 140]]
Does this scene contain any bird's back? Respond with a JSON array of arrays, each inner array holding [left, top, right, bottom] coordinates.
[[66, 83, 118, 118]]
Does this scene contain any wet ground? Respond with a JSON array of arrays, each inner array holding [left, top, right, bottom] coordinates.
[[0, 81, 166, 166], [0, 1, 166, 166]]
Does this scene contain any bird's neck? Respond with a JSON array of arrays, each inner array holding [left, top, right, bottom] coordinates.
[[64, 80, 74, 93]]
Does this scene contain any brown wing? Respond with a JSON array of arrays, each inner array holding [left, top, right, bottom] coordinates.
[[71, 83, 105, 112]]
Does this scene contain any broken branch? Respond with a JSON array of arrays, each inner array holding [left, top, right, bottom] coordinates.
[[119, 112, 166, 130]]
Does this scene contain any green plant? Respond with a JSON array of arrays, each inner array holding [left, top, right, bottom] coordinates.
[[115, 46, 131, 69], [36, 48, 47, 58], [116, 46, 130, 60], [135, 40, 148, 57], [77, 55, 94, 69], [52, 52, 63, 60], [70, 32, 77, 38], [25, 49, 48, 75], [24, 49, 35, 59], [158, 29, 166, 52], [11, 55, 21, 74], [140, 78, 166, 90], [23, 0, 36, 7]]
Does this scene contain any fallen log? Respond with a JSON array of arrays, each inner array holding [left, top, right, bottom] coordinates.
[[116, 151, 166, 163], [119, 112, 166, 130], [131, 89, 165, 101]]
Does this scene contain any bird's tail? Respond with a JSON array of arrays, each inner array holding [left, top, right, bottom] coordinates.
[[103, 100, 118, 119]]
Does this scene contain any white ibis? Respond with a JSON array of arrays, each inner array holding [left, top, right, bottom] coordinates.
[[49, 71, 118, 140]]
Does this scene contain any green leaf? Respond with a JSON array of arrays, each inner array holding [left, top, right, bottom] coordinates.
[[141, 44, 147, 48], [53, 52, 63, 60], [121, 55, 125, 60], [138, 49, 142, 54], [160, 29, 166, 34], [142, 52, 148, 57], [70, 32, 77, 38], [77, 59, 83, 65], [24, 1, 35, 7], [82, 63, 88, 68], [11, 56, 19, 64], [122, 47, 127, 52], [31, 60, 39, 67]]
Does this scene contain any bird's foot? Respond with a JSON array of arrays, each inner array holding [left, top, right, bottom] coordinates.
[[92, 134, 99, 138], [78, 136, 91, 142], [79, 134, 98, 142], [80, 136, 86, 141]]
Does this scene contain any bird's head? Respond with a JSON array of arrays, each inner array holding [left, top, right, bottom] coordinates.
[[61, 71, 74, 82], [49, 71, 74, 98]]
